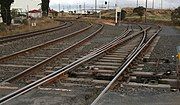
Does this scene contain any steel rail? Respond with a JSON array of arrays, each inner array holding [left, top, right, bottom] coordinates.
[[0, 26, 149, 104], [0, 25, 131, 104], [125, 25, 145, 60], [0, 23, 105, 104], [91, 27, 161, 105], [114, 27, 148, 76], [0, 21, 66, 39], [0, 23, 93, 62], [0, 21, 73, 44], [4, 24, 104, 83], [88, 27, 150, 57]]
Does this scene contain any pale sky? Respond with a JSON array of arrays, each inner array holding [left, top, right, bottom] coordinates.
[[11, 0, 180, 11]]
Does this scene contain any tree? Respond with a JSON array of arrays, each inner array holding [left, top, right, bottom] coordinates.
[[0, 0, 14, 25], [41, 0, 50, 17], [11, 8, 19, 18], [171, 6, 180, 25], [133, 6, 146, 20]]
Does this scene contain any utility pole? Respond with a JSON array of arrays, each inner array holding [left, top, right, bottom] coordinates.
[[27, 5, 31, 31], [58, 3, 60, 12], [69, 5, 71, 11], [95, 0, 97, 13], [77, 3, 78, 13], [152, 0, 154, 9], [137, 0, 139, 7], [79, 5, 82, 14], [84, 3, 86, 13], [67, 5, 69, 12], [161, 0, 163, 9], [145, 0, 147, 23], [27, 5, 29, 18], [108, 1, 110, 9]]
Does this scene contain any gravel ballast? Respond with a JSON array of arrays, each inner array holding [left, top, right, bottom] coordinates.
[[96, 25, 180, 105]]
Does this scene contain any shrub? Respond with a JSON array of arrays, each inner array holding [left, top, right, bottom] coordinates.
[[0, 23, 6, 31], [133, 6, 146, 20], [22, 19, 28, 25], [171, 6, 180, 25]]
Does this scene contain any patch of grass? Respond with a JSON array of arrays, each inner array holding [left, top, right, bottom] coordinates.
[[0, 23, 6, 32], [176, 26, 180, 29]]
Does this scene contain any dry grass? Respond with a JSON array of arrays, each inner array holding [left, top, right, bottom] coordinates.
[[176, 26, 180, 29], [80, 17, 116, 26], [99, 8, 173, 25], [0, 18, 59, 37]]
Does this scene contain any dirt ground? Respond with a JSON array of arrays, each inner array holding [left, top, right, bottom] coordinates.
[[0, 18, 59, 37]]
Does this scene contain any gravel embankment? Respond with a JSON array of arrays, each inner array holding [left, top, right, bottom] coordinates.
[[1, 24, 127, 105], [96, 25, 180, 105], [0, 21, 89, 57], [0, 24, 101, 82]]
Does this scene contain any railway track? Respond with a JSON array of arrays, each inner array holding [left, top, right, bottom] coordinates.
[[0, 21, 72, 44], [91, 25, 161, 104], [111, 26, 180, 91], [0, 23, 103, 82], [0, 21, 89, 57], [0, 24, 162, 105]]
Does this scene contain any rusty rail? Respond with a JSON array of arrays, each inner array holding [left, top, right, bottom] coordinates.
[[91, 26, 161, 105], [0, 21, 73, 44], [0, 25, 150, 104], [4, 24, 104, 83], [0, 23, 92, 62]]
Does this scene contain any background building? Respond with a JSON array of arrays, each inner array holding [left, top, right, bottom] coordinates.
[[28, 9, 42, 18]]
